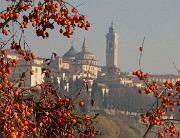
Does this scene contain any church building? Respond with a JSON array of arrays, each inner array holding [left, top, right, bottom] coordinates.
[[74, 38, 100, 78], [61, 39, 101, 79]]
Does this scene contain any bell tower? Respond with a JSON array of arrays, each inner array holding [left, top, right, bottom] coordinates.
[[106, 21, 118, 68]]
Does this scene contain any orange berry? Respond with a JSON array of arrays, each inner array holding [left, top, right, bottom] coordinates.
[[30, 70, 34, 75], [25, 111, 31, 117]]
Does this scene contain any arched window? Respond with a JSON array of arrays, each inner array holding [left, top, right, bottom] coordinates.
[[108, 42, 113, 50]]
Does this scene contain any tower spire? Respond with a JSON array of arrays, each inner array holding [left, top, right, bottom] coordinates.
[[109, 20, 115, 33], [82, 38, 88, 51], [111, 20, 114, 28]]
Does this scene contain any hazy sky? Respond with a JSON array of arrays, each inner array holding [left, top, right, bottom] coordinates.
[[1, 0, 180, 74]]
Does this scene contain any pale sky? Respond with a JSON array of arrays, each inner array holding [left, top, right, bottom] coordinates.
[[1, 0, 180, 74]]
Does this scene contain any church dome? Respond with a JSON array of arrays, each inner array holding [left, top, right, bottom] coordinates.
[[63, 46, 78, 59]]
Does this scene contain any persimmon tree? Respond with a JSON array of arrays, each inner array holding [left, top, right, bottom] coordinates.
[[0, 0, 98, 138], [133, 38, 180, 138]]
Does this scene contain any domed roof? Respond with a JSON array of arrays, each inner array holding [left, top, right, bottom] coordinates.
[[63, 46, 78, 59]]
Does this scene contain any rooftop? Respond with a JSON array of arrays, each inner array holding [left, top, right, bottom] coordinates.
[[63, 46, 78, 59]]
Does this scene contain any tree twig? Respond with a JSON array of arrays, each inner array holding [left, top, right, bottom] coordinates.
[[139, 37, 145, 71], [0, 0, 24, 29]]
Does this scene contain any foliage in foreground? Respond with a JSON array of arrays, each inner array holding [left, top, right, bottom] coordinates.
[[132, 41, 180, 138], [0, 0, 97, 138]]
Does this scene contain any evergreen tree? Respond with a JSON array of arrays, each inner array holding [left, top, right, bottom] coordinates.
[[91, 80, 99, 100], [74, 77, 84, 90], [103, 89, 108, 108], [53, 76, 59, 90], [44, 75, 52, 83], [79, 98, 88, 113], [98, 87, 103, 107], [72, 78, 90, 113], [60, 78, 65, 91], [68, 78, 74, 95], [91, 80, 102, 107], [108, 85, 113, 108]]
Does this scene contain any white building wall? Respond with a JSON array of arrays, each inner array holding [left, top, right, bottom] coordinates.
[[9, 65, 43, 87], [31, 66, 43, 86]]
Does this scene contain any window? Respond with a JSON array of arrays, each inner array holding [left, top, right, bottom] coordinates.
[[35, 74, 38, 80], [35, 68, 38, 73], [108, 42, 113, 50]]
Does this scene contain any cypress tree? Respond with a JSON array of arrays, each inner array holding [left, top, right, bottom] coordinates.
[[68, 78, 74, 94], [91, 80, 102, 107], [103, 89, 108, 108], [53, 76, 59, 89], [60, 78, 65, 91]]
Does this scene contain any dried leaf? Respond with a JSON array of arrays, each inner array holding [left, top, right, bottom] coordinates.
[[21, 72, 26, 78], [15, 44, 21, 51], [86, 83, 88, 92], [94, 113, 100, 119], [139, 47, 143, 52], [90, 99, 95, 106], [18, 83, 22, 87]]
